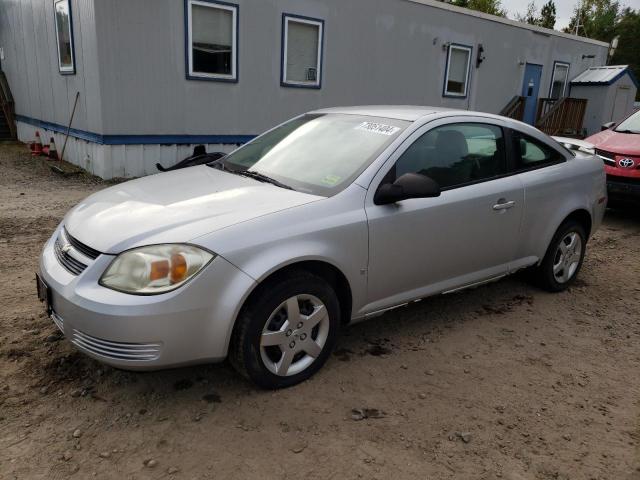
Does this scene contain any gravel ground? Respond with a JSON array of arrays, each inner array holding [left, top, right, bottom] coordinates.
[[1, 144, 639, 480]]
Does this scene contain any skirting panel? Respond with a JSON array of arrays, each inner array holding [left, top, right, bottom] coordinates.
[[16, 121, 240, 179]]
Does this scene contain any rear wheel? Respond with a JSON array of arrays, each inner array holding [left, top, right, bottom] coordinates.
[[229, 271, 340, 389], [531, 220, 586, 292]]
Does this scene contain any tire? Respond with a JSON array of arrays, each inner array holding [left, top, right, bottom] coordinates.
[[531, 220, 587, 292], [229, 270, 341, 389]]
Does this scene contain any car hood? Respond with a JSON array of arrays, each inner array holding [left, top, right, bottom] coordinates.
[[585, 129, 640, 156], [64, 166, 322, 254]]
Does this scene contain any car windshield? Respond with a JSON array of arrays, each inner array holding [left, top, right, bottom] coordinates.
[[614, 110, 640, 134], [217, 113, 409, 196]]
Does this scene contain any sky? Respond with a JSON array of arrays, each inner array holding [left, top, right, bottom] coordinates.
[[503, 0, 640, 30]]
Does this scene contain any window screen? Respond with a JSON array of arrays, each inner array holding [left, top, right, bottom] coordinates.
[[549, 63, 569, 99], [188, 1, 237, 79], [283, 16, 323, 87], [54, 0, 74, 73], [445, 46, 471, 96], [393, 123, 506, 189]]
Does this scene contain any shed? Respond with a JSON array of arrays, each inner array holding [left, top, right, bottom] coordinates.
[[570, 65, 638, 135]]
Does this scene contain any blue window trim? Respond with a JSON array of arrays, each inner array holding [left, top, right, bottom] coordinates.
[[184, 0, 239, 83], [442, 43, 473, 99], [548, 61, 570, 99], [16, 114, 256, 145], [53, 0, 76, 75], [280, 13, 324, 89]]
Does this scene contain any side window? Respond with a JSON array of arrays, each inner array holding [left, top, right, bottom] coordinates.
[[549, 62, 569, 100], [186, 0, 238, 81], [281, 15, 324, 88], [443, 45, 472, 97], [393, 123, 506, 190], [512, 131, 565, 170], [54, 0, 75, 74]]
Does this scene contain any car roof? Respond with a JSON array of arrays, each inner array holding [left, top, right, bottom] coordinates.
[[310, 105, 457, 121], [310, 105, 509, 123]]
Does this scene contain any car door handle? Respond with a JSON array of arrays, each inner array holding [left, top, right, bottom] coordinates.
[[493, 200, 515, 211]]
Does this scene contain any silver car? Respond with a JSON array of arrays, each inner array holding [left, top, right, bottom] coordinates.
[[38, 106, 607, 388]]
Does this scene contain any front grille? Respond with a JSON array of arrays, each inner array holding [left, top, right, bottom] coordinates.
[[54, 235, 88, 275], [71, 329, 161, 361], [595, 149, 616, 166], [63, 228, 101, 260]]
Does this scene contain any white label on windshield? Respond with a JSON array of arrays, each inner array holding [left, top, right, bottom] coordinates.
[[355, 122, 401, 136]]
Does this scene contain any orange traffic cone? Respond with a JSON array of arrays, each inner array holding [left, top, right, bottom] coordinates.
[[32, 131, 43, 156], [48, 137, 58, 160]]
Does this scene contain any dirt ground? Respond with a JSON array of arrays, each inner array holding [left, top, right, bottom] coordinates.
[[0, 143, 639, 480]]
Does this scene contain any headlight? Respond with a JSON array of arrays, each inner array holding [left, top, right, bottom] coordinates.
[[99, 244, 214, 294]]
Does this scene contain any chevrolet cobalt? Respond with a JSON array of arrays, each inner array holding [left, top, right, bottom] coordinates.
[[38, 106, 607, 388]]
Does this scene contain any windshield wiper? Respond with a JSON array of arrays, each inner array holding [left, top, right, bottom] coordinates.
[[206, 159, 228, 171], [234, 170, 294, 190], [614, 129, 639, 134]]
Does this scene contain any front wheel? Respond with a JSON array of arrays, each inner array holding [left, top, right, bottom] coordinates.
[[229, 271, 340, 389], [531, 220, 587, 292]]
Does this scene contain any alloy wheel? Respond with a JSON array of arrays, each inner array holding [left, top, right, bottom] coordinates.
[[552, 231, 583, 284], [259, 294, 330, 377]]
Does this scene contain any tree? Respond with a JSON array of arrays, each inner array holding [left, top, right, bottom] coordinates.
[[466, 0, 506, 17], [516, 1, 539, 25], [516, 0, 556, 29], [539, 1, 557, 29], [611, 8, 640, 92], [564, 0, 620, 41], [564, 2, 638, 99], [439, 0, 506, 17]]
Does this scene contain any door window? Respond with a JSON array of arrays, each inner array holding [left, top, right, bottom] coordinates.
[[512, 131, 565, 170], [391, 123, 506, 190]]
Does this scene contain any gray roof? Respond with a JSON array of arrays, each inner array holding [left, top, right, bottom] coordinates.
[[570, 65, 635, 86]]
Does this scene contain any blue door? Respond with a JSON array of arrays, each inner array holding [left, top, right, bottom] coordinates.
[[521, 63, 542, 125]]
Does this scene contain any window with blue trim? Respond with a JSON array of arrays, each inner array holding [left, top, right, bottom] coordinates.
[[282, 15, 323, 88], [186, 0, 238, 81], [54, 0, 75, 74], [444, 44, 472, 97]]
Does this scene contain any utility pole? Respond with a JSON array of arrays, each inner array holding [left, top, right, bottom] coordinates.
[[574, 0, 585, 36]]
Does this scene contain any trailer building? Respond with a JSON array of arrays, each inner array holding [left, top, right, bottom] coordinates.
[[0, 0, 610, 178]]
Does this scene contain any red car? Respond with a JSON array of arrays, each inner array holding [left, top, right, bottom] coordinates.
[[586, 109, 640, 203]]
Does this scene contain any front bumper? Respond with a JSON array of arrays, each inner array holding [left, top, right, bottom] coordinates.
[[39, 227, 256, 370], [607, 175, 640, 200]]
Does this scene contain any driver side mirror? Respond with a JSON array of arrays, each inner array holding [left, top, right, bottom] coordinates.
[[601, 121, 616, 131], [374, 173, 441, 206]]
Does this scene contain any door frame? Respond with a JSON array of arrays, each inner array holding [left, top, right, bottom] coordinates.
[[521, 62, 544, 125]]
